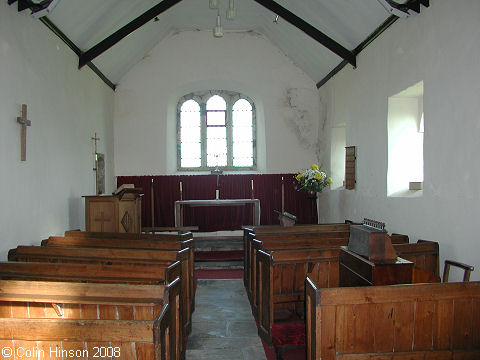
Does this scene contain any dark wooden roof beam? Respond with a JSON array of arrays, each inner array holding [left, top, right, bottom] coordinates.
[[78, 0, 183, 69], [253, 0, 356, 67], [316, 0, 429, 88], [407, 0, 430, 13]]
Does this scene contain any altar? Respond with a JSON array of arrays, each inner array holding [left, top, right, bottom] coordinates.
[[174, 199, 261, 227]]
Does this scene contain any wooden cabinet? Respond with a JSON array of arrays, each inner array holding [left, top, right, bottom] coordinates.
[[339, 247, 414, 286], [84, 190, 142, 233]]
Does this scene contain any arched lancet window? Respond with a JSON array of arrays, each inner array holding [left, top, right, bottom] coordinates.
[[206, 95, 227, 167], [177, 90, 256, 170], [179, 99, 201, 168], [232, 99, 253, 167]]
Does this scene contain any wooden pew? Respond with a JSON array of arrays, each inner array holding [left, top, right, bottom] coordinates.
[[7, 246, 191, 337], [247, 233, 349, 305], [0, 278, 182, 360], [394, 239, 440, 281], [243, 223, 351, 286], [42, 235, 195, 323], [246, 230, 350, 298], [246, 229, 415, 305], [0, 261, 180, 285], [0, 261, 192, 344], [256, 248, 340, 345], [254, 240, 441, 347], [305, 279, 480, 360]]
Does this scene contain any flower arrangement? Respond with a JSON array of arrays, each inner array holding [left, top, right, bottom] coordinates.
[[295, 164, 333, 193]]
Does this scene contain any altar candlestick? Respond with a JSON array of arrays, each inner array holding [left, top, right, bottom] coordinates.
[[179, 181, 183, 201], [151, 178, 155, 228], [251, 179, 254, 199]]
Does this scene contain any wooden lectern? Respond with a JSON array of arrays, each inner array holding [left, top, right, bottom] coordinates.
[[83, 188, 143, 233]]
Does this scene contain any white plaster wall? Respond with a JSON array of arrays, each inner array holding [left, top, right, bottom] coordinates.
[[318, 0, 480, 280], [0, 3, 115, 260], [114, 30, 319, 175]]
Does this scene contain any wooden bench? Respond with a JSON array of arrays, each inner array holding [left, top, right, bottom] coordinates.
[[249, 237, 348, 315], [7, 246, 191, 337], [305, 279, 480, 360], [243, 223, 351, 285], [394, 240, 440, 281], [246, 230, 350, 300], [246, 230, 416, 306], [256, 248, 340, 345], [254, 240, 442, 347], [0, 260, 193, 341], [0, 278, 182, 360], [42, 235, 195, 322], [0, 261, 180, 284]]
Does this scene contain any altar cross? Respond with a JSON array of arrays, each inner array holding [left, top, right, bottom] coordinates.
[[91, 132, 100, 194], [16, 104, 31, 161]]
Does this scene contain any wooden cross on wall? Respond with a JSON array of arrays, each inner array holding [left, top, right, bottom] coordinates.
[[17, 104, 31, 161]]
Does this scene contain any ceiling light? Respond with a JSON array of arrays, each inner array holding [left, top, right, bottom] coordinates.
[[213, 10, 224, 38], [226, 0, 236, 20], [209, 0, 219, 9]]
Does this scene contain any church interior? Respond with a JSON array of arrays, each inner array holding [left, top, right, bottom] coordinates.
[[1, 0, 479, 359]]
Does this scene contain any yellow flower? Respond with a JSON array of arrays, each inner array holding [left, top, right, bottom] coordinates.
[[310, 164, 319, 170], [295, 173, 304, 181], [328, 177, 333, 185], [314, 172, 323, 180]]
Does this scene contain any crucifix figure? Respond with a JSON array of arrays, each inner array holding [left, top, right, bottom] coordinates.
[[17, 104, 31, 161]]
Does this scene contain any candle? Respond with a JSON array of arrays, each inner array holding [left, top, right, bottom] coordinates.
[[216, 189, 219, 199], [180, 181, 182, 192], [251, 179, 254, 190]]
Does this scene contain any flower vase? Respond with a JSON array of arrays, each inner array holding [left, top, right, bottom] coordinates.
[[305, 191, 318, 224], [306, 190, 318, 200]]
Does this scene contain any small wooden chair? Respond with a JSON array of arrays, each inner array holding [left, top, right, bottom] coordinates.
[[443, 260, 474, 282]]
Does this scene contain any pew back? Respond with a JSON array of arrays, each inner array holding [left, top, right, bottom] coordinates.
[[0, 278, 182, 360], [256, 248, 340, 344], [42, 236, 195, 327], [394, 240, 440, 277], [6, 245, 192, 336], [305, 279, 480, 360]]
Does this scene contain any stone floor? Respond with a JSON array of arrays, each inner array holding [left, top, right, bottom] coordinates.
[[186, 279, 266, 360]]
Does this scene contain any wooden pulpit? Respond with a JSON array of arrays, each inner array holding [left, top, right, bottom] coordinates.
[[83, 188, 143, 233]]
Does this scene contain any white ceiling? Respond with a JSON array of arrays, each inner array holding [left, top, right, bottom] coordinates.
[[44, 0, 402, 86]]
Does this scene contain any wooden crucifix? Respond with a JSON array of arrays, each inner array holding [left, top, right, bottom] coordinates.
[[17, 104, 31, 161]]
